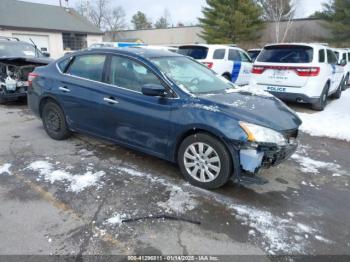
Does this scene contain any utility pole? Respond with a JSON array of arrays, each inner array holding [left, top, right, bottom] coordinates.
[[59, 0, 62, 6]]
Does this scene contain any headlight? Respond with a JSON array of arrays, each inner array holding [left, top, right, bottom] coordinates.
[[239, 122, 287, 146]]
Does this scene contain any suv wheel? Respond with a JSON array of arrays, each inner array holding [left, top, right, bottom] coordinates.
[[178, 133, 232, 189], [344, 73, 350, 90], [331, 79, 343, 99], [312, 84, 329, 111], [42, 101, 71, 140]]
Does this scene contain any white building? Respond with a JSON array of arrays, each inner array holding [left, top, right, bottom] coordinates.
[[0, 0, 103, 59]]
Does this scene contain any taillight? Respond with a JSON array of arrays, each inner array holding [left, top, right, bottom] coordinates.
[[295, 67, 320, 77], [252, 66, 265, 74], [28, 72, 39, 87], [202, 62, 214, 69]]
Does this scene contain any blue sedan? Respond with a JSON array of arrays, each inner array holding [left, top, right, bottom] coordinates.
[[27, 48, 301, 189]]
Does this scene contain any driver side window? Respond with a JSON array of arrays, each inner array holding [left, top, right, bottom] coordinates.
[[108, 55, 162, 92]]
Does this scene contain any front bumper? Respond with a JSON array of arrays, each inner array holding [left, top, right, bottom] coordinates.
[[0, 87, 27, 100], [269, 91, 319, 104], [239, 140, 298, 174]]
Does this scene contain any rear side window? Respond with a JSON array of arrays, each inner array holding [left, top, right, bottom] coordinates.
[[319, 49, 325, 63], [239, 51, 252, 62], [348, 52, 350, 62], [178, 46, 209, 59], [213, 49, 226, 59], [67, 54, 106, 82], [257, 45, 314, 63], [228, 49, 240, 61], [327, 50, 338, 64], [334, 51, 339, 60], [342, 53, 347, 63], [58, 57, 71, 72]]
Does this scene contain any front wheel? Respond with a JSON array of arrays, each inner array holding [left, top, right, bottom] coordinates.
[[42, 101, 71, 140], [178, 133, 232, 189], [331, 79, 342, 99], [343, 74, 349, 90]]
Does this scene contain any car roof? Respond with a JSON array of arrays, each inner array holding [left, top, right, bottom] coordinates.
[[82, 47, 182, 59], [179, 44, 242, 50], [263, 43, 329, 49]]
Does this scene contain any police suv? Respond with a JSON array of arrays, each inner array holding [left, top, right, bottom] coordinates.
[[250, 43, 345, 111], [333, 48, 350, 89], [178, 44, 252, 85]]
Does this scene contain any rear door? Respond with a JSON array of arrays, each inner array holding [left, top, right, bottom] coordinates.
[[100, 54, 174, 157], [327, 49, 343, 92], [252, 45, 314, 89], [228, 49, 252, 85], [238, 50, 252, 85]]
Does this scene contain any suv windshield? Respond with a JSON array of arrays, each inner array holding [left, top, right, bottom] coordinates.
[[150, 56, 233, 94], [0, 41, 43, 58], [178, 46, 209, 60], [257, 45, 313, 63]]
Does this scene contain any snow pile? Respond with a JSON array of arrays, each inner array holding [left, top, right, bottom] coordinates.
[[185, 103, 220, 112], [291, 154, 341, 174], [27, 160, 105, 193], [0, 163, 12, 175], [297, 89, 350, 142]]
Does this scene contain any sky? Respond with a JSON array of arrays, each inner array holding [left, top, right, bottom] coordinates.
[[21, 0, 326, 27]]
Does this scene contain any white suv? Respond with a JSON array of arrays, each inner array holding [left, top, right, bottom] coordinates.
[[250, 43, 345, 111], [333, 48, 350, 89], [178, 44, 252, 85]]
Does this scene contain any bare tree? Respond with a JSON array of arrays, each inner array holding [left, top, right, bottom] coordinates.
[[75, 0, 110, 30], [105, 6, 127, 31], [257, 0, 296, 42]]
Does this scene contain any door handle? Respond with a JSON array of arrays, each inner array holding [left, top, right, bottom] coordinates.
[[103, 97, 119, 105], [59, 86, 70, 93]]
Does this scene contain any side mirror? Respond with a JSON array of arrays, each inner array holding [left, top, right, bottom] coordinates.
[[339, 59, 347, 67], [43, 52, 51, 58], [142, 84, 166, 97]]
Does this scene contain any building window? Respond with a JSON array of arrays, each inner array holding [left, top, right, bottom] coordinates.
[[62, 33, 87, 51]]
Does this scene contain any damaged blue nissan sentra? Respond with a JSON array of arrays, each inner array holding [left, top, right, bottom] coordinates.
[[28, 48, 302, 189]]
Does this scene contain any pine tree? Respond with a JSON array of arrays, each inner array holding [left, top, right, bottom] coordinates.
[[131, 11, 153, 30], [199, 0, 264, 44]]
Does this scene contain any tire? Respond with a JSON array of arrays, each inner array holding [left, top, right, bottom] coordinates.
[[178, 133, 232, 189], [312, 83, 329, 111], [344, 74, 349, 90], [222, 73, 231, 81], [0, 96, 6, 105], [42, 101, 71, 140], [331, 79, 342, 99]]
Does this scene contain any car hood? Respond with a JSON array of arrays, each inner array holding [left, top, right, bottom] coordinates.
[[197, 88, 302, 132], [0, 56, 52, 66]]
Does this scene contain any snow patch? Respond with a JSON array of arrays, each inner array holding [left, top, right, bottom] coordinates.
[[227, 85, 274, 97], [27, 161, 105, 193], [291, 154, 341, 174], [186, 103, 220, 112], [0, 163, 12, 175], [315, 235, 333, 244], [297, 89, 350, 142], [157, 186, 198, 213], [106, 213, 127, 227]]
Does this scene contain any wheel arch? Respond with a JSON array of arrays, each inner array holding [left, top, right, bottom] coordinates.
[[39, 95, 62, 118]]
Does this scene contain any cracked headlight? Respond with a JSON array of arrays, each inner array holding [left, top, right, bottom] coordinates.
[[239, 122, 287, 146]]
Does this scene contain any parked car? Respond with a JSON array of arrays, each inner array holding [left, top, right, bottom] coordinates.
[[28, 48, 301, 189], [136, 45, 178, 53], [250, 43, 345, 111], [178, 44, 253, 85], [248, 49, 262, 62], [0, 36, 52, 104], [332, 48, 349, 90], [89, 42, 146, 49]]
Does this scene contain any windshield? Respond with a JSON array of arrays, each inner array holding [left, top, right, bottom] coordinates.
[[150, 56, 233, 94], [0, 41, 43, 58], [257, 45, 313, 63]]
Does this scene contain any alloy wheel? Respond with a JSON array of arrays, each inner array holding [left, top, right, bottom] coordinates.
[[183, 142, 221, 183]]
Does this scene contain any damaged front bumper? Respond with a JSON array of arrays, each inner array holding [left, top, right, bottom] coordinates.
[[239, 140, 298, 174]]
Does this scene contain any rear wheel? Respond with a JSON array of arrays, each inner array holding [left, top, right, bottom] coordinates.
[[178, 133, 232, 189], [42, 101, 71, 140], [222, 73, 231, 81], [312, 83, 329, 111], [0, 89, 7, 105], [344, 73, 350, 90], [331, 79, 343, 99]]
